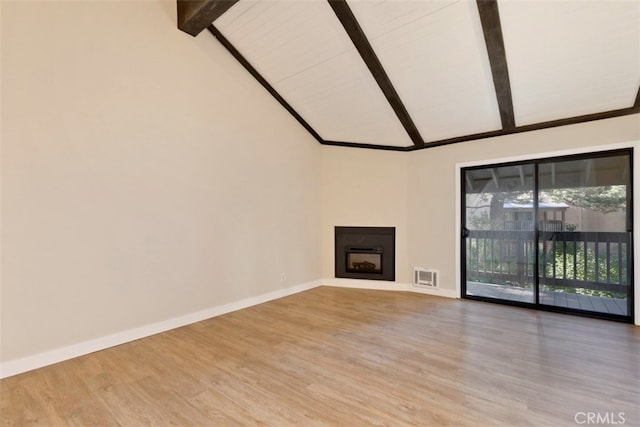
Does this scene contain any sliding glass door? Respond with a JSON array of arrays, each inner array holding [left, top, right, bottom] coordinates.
[[463, 163, 536, 304], [462, 149, 633, 322], [537, 154, 632, 317]]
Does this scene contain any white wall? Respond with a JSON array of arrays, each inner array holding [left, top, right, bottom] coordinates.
[[1, 0, 322, 370]]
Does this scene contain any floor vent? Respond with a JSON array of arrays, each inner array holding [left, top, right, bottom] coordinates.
[[413, 268, 439, 288]]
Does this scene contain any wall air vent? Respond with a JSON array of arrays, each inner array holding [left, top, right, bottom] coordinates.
[[413, 268, 439, 288]]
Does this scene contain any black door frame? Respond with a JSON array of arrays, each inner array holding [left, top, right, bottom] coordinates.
[[460, 148, 634, 323]]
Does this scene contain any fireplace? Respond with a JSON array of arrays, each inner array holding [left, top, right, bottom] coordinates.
[[335, 227, 395, 281]]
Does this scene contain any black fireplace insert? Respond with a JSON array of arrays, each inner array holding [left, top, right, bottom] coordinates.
[[335, 227, 395, 281]]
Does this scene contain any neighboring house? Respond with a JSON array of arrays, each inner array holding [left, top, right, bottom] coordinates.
[[503, 201, 569, 231], [503, 201, 626, 232]]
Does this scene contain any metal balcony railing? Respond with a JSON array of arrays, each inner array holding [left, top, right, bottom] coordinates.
[[465, 230, 630, 294]]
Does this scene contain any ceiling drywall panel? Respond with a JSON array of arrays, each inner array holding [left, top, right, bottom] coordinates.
[[500, 0, 640, 126], [214, 1, 353, 84], [215, 0, 413, 146], [350, 0, 503, 142]]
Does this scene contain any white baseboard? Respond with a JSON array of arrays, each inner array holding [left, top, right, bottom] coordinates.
[[0, 278, 460, 378], [322, 278, 458, 298], [405, 284, 458, 298], [0, 280, 322, 379], [323, 278, 409, 291]]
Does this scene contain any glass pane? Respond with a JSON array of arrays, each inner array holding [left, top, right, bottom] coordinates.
[[347, 252, 382, 273], [464, 164, 535, 303], [538, 154, 631, 316]]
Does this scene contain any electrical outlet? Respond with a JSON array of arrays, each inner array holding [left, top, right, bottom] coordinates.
[[280, 273, 287, 282]]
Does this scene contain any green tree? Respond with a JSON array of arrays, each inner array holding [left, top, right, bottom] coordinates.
[[546, 185, 626, 213], [545, 241, 627, 298]]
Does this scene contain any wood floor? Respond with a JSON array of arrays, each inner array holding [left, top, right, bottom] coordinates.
[[1, 286, 639, 426]]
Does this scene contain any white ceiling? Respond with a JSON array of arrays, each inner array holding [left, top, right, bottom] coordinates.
[[216, 1, 413, 146], [349, 0, 502, 142], [207, 0, 640, 150], [500, 0, 640, 126]]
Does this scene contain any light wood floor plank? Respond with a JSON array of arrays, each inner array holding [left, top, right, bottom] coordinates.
[[1, 286, 639, 426]]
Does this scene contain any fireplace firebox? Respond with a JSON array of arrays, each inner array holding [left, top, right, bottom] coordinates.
[[335, 227, 395, 281], [346, 246, 383, 273]]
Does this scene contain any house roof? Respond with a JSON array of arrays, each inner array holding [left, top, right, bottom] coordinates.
[[177, 0, 640, 151]]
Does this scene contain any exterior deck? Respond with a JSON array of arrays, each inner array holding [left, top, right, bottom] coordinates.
[[465, 228, 631, 318], [466, 282, 628, 316]]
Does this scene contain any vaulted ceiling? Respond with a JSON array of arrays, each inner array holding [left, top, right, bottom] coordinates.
[[178, 0, 640, 151]]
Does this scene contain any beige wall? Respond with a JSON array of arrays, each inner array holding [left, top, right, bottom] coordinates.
[[321, 115, 640, 294], [407, 115, 639, 294], [1, 1, 322, 363], [320, 147, 409, 282]]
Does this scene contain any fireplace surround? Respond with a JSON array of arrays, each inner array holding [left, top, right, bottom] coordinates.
[[335, 226, 395, 281]]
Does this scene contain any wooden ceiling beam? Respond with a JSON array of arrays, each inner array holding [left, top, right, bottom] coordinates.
[[183, 0, 638, 152], [477, 0, 516, 130], [302, 105, 639, 152], [327, 0, 424, 147], [177, 0, 238, 37]]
